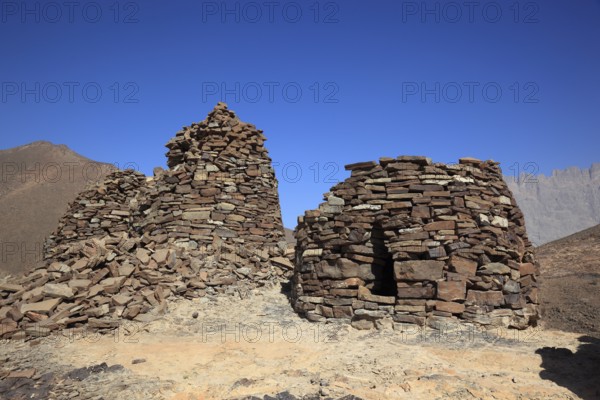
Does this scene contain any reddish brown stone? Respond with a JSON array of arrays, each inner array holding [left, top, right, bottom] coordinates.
[[466, 290, 504, 306], [394, 260, 444, 281], [450, 256, 478, 276], [411, 205, 431, 218], [519, 263, 536, 276], [437, 280, 466, 301], [424, 221, 456, 231], [332, 305, 354, 318], [435, 301, 465, 314], [397, 285, 436, 299]]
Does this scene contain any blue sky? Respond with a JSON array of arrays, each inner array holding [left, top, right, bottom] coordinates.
[[1, 0, 599, 228]]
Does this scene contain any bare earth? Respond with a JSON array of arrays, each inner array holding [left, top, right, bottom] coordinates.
[[536, 224, 600, 336], [2, 285, 599, 400]]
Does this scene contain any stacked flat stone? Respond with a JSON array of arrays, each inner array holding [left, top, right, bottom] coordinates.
[[43, 170, 147, 255], [144, 101, 286, 260], [292, 156, 540, 330], [0, 104, 289, 339]]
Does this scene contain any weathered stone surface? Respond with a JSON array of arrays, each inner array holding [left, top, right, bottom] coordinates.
[[436, 280, 466, 301], [435, 301, 465, 314], [450, 256, 478, 276], [357, 286, 395, 304], [397, 286, 435, 299], [302, 249, 323, 257], [491, 216, 509, 228], [479, 263, 511, 275], [112, 295, 132, 306], [42, 284, 74, 299], [0, 283, 23, 292], [424, 221, 455, 231], [336, 258, 359, 278], [466, 290, 505, 306], [519, 263, 536, 276], [351, 318, 375, 330], [182, 211, 210, 221], [152, 249, 169, 264], [271, 257, 294, 270], [135, 248, 151, 264], [394, 260, 444, 281], [20, 298, 61, 314]]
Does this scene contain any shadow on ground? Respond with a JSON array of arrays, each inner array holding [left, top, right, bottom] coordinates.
[[536, 335, 600, 399]]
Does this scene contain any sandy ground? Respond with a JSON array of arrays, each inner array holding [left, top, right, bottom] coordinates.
[[2, 285, 599, 400]]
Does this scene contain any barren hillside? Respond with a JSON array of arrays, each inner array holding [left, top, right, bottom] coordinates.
[[506, 163, 600, 245], [536, 224, 600, 336], [0, 141, 115, 276]]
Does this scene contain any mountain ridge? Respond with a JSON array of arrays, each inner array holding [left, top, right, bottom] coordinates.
[[0, 141, 116, 276], [536, 223, 600, 335], [506, 163, 600, 245]]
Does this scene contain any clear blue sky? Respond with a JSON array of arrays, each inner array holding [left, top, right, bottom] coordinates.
[[1, 0, 599, 228]]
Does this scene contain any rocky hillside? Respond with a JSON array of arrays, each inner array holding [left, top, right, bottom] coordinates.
[[536, 224, 600, 336], [0, 141, 115, 277], [506, 163, 600, 245]]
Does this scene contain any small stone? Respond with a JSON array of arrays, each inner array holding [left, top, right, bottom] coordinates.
[[216, 202, 236, 211], [0, 283, 24, 292], [477, 214, 490, 226], [351, 319, 374, 330], [302, 249, 323, 257], [135, 248, 151, 264], [152, 249, 169, 264], [112, 294, 132, 306], [20, 298, 61, 314], [327, 195, 345, 206], [437, 280, 466, 301], [271, 257, 294, 270], [42, 283, 74, 299], [491, 216, 509, 228], [479, 263, 511, 275]]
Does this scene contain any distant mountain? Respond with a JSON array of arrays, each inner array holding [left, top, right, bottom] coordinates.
[[536, 224, 600, 335], [506, 163, 600, 245], [284, 228, 296, 245], [0, 141, 115, 277]]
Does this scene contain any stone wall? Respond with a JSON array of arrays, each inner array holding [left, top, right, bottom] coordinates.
[[0, 104, 290, 338], [43, 170, 148, 255], [140, 101, 286, 260], [292, 156, 540, 330]]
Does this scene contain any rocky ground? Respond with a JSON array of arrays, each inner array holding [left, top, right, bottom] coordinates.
[[1, 284, 598, 400], [536, 224, 600, 336]]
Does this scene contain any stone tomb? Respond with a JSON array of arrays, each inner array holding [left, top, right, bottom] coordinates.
[[292, 157, 540, 330]]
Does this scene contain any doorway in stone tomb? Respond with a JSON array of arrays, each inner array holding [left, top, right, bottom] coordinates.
[[368, 222, 397, 297]]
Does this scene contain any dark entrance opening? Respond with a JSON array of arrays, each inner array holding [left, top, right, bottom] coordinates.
[[369, 223, 397, 297]]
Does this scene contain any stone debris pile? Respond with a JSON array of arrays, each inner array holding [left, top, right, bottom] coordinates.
[[292, 156, 540, 330], [0, 103, 289, 339], [43, 170, 148, 253]]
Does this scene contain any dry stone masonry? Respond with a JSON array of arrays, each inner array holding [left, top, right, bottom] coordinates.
[[292, 156, 540, 330], [0, 103, 290, 339], [43, 170, 148, 252]]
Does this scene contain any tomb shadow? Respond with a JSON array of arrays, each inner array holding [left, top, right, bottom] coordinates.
[[536, 335, 600, 399]]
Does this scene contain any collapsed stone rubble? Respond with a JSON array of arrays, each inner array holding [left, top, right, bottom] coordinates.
[[0, 103, 290, 338]]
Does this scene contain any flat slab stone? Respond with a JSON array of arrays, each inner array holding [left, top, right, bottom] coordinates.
[[20, 298, 61, 314], [394, 260, 444, 281]]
